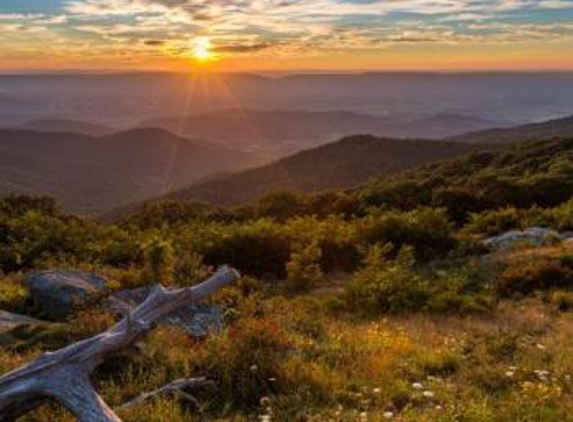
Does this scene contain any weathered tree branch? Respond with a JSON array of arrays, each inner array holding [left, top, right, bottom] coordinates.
[[0, 266, 239, 422], [119, 377, 213, 410]]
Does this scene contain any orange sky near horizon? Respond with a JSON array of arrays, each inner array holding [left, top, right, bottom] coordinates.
[[1, 0, 573, 73]]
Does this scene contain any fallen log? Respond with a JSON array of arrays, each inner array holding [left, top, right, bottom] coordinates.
[[0, 266, 239, 422]]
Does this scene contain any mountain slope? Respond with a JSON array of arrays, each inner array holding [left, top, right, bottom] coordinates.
[[449, 114, 573, 144], [356, 137, 573, 220], [13, 118, 116, 136], [0, 128, 260, 213], [159, 135, 488, 207]]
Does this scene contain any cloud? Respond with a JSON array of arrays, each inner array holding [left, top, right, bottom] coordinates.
[[144, 39, 165, 46], [213, 42, 272, 53], [1, 0, 570, 67]]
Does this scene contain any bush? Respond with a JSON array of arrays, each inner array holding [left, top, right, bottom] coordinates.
[[285, 241, 324, 292], [357, 208, 455, 260], [203, 221, 291, 278], [141, 237, 175, 285], [0, 274, 28, 313], [464, 207, 524, 237], [496, 256, 573, 297], [344, 244, 429, 314]]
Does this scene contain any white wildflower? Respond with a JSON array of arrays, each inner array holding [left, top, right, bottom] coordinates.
[[383, 411, 394, 419], [412, 382, 423, 390], [422, 390, 435, 398]]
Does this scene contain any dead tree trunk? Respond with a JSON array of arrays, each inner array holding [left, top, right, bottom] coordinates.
[[0, 266, 239, 422]]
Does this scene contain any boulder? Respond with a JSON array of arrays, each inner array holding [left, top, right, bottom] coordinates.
[[108, 286, 223, 337], [26, 270, 106, 319], [483, 227, 565, 251], [0, 310, 44, 334]]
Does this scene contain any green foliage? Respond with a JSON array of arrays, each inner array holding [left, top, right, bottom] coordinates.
[[357, 138, 573, 220], [202, 220, 291, 278], [173, 250, 209, 286], [357, 208, 456, 260], [464, 207, 524, 236], [0, 274, 28, 313], [285, 241, 324, 292], [344, 244, 429, 314], [141, 237, 175, 285]]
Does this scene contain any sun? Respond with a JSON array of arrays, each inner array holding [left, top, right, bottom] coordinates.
[[192, 37, 212, 62]]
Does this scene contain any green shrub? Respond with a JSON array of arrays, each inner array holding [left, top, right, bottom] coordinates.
[[202, 220, 291, 278], [464, 207, 523, 236], [0, 274, 28, 313], [357, 208, 455, 260], [141, 237, 175, 285], [285, 241, 324, 292], [344, 244, 429, 313]]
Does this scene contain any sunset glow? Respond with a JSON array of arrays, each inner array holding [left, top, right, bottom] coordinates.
[[0, 0, 572, 71], [192, 38, 213, 62]]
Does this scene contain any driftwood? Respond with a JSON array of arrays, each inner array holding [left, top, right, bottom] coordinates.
[[0, 266, 239, 422]]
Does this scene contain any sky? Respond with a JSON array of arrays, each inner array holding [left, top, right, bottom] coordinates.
[[0, 0, 573, 72]]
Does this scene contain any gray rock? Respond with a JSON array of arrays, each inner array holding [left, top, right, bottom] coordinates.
[[483, 227, 565, 251], [0, 310, 44, 334], [26, 270, 106, 319], [108, 286, 223, 337]]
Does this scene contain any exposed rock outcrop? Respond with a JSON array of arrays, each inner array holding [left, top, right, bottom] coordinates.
[[26, 270, 106, 319], [483, 227, 573, 251]]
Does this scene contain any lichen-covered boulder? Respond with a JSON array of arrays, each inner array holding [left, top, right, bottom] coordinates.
[[483, 227, 564, 251], [108, 285, 223, 337], [26, 270, 106, 319]]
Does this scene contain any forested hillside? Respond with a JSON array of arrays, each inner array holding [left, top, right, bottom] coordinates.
[[159, 135, 489, 207]]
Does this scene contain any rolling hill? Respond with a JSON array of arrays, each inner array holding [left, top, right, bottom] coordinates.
[[0, 128, 261, 213], [140, 109, 499, 157], [449, 114, 573, 144], [155, 135, 489, 207], [12, 118, 116, 136]]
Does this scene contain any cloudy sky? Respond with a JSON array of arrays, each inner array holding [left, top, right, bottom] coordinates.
[[1, 0, 572, 71]]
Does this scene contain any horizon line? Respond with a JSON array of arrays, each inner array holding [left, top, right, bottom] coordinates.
[[2, 68, 573, 76]]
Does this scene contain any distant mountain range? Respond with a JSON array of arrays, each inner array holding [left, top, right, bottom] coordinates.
[[448, 114, 573, 144], [156, 135, 488, 207], [0, 128, 261, 213], [12, 118, 116, 137], [140, 109, 500, 156]]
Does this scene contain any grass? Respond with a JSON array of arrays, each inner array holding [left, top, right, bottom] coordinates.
[[5, 287, 573, 422]]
